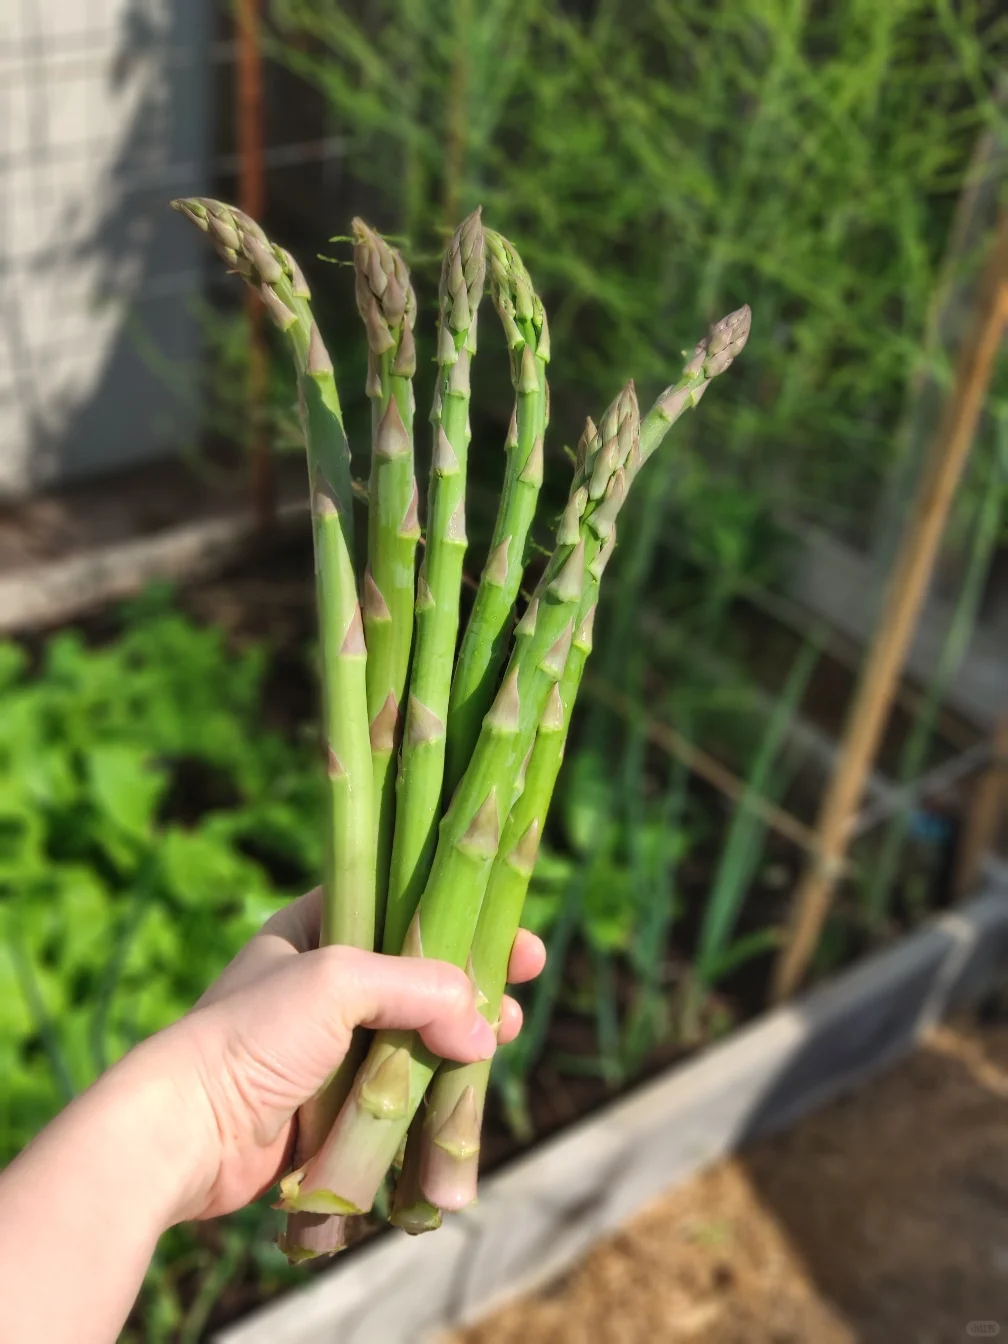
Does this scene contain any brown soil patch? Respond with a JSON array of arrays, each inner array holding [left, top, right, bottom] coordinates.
[[448, 1021, 1008, 1344]]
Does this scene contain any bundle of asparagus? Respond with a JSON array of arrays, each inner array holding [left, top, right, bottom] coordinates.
[[172, 195, 750, 1259]]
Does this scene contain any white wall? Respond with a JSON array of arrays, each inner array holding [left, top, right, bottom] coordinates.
[[0, 0, 211, 497]]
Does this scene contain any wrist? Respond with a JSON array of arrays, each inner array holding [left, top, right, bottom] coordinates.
[[100, 1028, 219, 1229]]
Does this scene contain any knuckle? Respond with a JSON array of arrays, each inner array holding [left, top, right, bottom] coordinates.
[[314, 942, 359, 988], [442, 967, 474, 1017]]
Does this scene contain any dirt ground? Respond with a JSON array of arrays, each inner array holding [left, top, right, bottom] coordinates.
[[449, 1020, 1008, 1344]]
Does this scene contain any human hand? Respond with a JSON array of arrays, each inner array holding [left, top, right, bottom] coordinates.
[[142, 888, 546, 1225]]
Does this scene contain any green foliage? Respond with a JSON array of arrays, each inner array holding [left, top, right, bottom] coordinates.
[[0, 592, 324, 1164], [132, 298, 302, 480], [269, 0, 1006, 549], [693, 635, 820, 988]]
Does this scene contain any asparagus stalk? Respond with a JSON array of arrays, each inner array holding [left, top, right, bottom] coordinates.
[[352, 220, 420, 944], [416, 593, 595, 1210], [389, 1110, 442, 1235], [277, 382, 642, 1218], [382, 210, 487, 957], [171, 198, 374, 1260], [444, 231, 549, 795], [412, 307, 754, 1213]]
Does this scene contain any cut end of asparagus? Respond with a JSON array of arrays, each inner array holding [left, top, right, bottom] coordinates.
[[277, 1212, 350, 1264], [390, 1201, 444, 1235], [277, 1170, 363, 1217]]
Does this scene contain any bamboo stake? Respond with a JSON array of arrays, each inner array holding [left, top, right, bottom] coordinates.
[[952, 716, 1008, 902], [772, 214, 1008, 1002], [236, 0, 275, 528]]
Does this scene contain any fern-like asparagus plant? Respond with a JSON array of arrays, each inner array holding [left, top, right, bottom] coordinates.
[[172, 193, 750, 1258]]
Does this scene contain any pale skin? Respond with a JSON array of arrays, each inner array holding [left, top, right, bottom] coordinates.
[[0, 887, 546, 1344]]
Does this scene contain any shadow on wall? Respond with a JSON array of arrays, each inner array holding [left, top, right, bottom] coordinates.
[[0, 0, 212, 498]]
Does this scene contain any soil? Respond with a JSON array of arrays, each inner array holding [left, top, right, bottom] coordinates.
[[447, 1017, 1008, 1344]]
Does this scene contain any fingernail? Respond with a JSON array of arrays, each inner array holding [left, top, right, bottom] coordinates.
[[469, 1015, 497, 1060]]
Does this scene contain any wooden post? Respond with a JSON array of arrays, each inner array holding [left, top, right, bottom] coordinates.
[[952, 716, 1008, 902], [772, 214, 1008, 1002], [236, 0, 274, 528]]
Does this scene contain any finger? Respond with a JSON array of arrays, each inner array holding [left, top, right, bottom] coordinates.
[[196, 945, 497, 1092], [191, 889, 323, 1011], [317, 948, 498, 1062], [258, 886, 323, 954], [506, 929, 546, 986], [497, 994, 523, 1046]]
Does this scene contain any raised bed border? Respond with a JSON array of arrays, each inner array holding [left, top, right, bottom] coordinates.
[[216, 881, 1008, 1344]]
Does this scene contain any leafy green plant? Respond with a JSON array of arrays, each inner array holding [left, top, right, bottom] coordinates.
[[0, 591, 323, 1165], [682, 635, 821, 1034]]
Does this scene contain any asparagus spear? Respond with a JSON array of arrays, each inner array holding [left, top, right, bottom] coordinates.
[[389, 1110, 442, 1235], [171, 198, 374, 1260], [276, 382, 641, 1218], [352, 220, 420, 945], [415, 595, 594, 1210], [412, 307, 754, 1213], [443, 231, 549, 795], [382, 210, 487, 958], [638, 304, 752, 465]]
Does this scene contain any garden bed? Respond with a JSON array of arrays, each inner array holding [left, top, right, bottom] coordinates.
[[447, 1017, 1008, 1344]]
